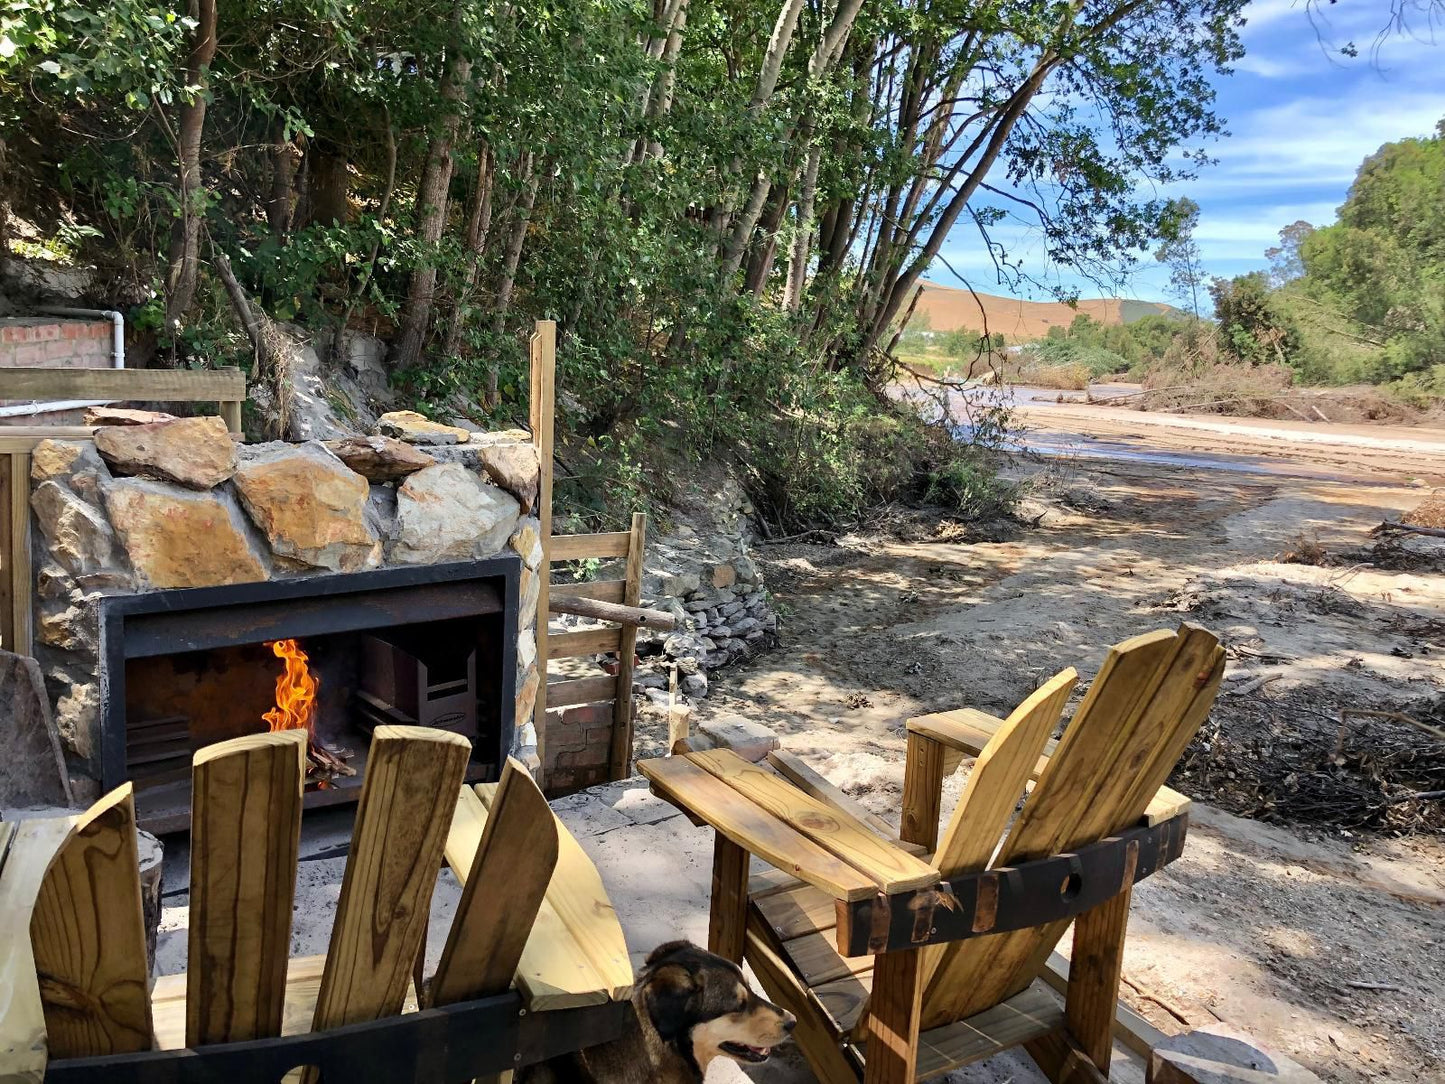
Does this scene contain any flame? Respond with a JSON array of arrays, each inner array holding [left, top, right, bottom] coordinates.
[[263, 639, 318, 734]]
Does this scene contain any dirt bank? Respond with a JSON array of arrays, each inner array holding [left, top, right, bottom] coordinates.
[[640, 451, 1445, 1083]]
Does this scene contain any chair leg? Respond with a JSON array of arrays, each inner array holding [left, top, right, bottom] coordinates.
[[1066, 886, 1132, 1074], [709, 834, 749, 963], [1024, 1030, 1110, 1084], [863, 949, 923, 1084]]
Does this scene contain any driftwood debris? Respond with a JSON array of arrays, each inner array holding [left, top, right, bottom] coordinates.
[[548, 595, 675, 630]]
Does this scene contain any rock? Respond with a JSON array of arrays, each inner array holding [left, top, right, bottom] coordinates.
[[515, 665, 541, 731], [520, 566, 541, 628], [518, 632, 537, 670], [675, 655, 701, 676], [731, 616, 761, 634], [684, 600, 712, 613], [0, 651, 72, 807], [711, 563, 737, 589], [744, 629, 765, 641], [324, 435, 433, 482], [733, 555, 759, 583], [635, 671, 667, 690], [31, 481, 120, 577], [643, 688, 672, 707], [696, 715, 777, 762], [392, 464, 521, 564], [35, 561, 74, 603], [31, 439, 88, 483], [476, 442, 541, 513], [38, 601, 94, 655], [509, 517, 545, 569], [84, 406, 178, 427], [377, 410, 471, 445], [94, 415, 237, 490], [365, 484, 397, 544], [660, 572, 700, 596], [712, 588, 737, 605], [232, 442, 380, 572], [720, 601, 745, 618], [681, 672, 708, 698], [710, 625, 732, 639], [104, 479, 268, 589], [53, 681, 100, 760]]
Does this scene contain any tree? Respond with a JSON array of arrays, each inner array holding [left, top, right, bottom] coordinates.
[[1265, 221, 1315, 287], [1154, 198, 1206, 318]]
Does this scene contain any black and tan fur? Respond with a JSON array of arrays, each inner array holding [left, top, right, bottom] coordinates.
[[519, 941, 794, 1083]]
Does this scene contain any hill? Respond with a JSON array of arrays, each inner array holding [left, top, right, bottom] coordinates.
[[910, 281, 1179, 341]]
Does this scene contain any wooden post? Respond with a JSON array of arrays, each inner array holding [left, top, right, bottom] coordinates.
[[863, 949, 923, 1084], [529, 321, 555, 775], [1065, 887, 1133, 1074], [220, 399, 243, 436], [708, 835, 749, 964], [900, 732, 944, 851], [0, 452, 33, 656], [608, 512, 647, 780]]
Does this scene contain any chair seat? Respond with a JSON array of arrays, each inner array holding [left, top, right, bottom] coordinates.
[[749, 886, 1065, 1078]]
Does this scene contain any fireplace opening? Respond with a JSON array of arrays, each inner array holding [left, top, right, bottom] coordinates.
[[102, 559, 519, 832]]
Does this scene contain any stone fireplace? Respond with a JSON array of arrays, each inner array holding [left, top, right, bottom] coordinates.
[[26, 413, 543, 827]]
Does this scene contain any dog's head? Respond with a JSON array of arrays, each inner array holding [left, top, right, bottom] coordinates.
[[638, 941, 795, 1075]]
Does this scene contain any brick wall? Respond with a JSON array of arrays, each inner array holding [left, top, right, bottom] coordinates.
[[0, 318, 113, 369], [543, 700, 616, 793]]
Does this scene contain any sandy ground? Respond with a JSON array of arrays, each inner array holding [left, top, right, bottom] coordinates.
[[150, 409, 1445, 1084]]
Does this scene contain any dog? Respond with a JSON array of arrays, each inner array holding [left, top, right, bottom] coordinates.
[[518, 940, 795, 1083]]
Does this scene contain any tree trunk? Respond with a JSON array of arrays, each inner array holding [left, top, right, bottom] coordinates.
[[491, 154, 540, 334], [442, 144, 495, 357], [744, 184, 789, 297], [783, 138, 821, 310], [266, 122, 299, 238], [391, 42, 473, 372], [163, 0, 218, 328], [303, 141, 350, 227]]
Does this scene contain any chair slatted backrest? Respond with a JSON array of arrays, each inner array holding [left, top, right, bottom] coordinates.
[[921, 623, 1224, 1031], [16, 724, 565, 1074]]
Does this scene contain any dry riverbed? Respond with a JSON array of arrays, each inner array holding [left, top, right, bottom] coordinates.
[[638, 446, 1445, 1083]]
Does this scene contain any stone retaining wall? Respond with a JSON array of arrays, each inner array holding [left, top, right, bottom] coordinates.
[[25, 412, 543, 802]]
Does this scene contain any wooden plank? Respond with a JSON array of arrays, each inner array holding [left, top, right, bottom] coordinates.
[[710, 835, 750, 963], [639, 755, 877, 902], [547, 627, 622, 658], [608, 513, 647, 779], [0, 367, 245, 401], [186, 732, 305, 1046], [689, 749, 939, 893], [1066, 888, 1132, 1073], [767, 751, 899, 844], [925, 627, 1221, 1028], [900, 732, 945, 851], [548, 532, 631, 562], [549, 579, 626, 604], [0, 816, 79, 1083], [1041, 952, 1167, 1059], [311, 726, 471, 1037], [0, 455, 13, 654], [530, 320, 555, 777], [0, 428, 98, 453], [431, 761, 558, 1006], [915, 982, 1065, 1078], [785, 930, 872, 987], [861, 949, 922, 1084], [755, 883, 839, 942], [461, 785, 610, 1011], [1024, 1028, 1112, 1084], [2, 452, 33, 656], [30, 786, 151, 1058], [219, 400, 242, 436], [545, 674, 619, 708], [744, 921, 860, 1084]]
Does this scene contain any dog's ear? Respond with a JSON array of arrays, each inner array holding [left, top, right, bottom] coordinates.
[[649, 963, 696, 997], [645, 940, 699, 967]]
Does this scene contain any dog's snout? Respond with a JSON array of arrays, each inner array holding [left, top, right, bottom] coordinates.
[[782, 1013, 797, 1033]]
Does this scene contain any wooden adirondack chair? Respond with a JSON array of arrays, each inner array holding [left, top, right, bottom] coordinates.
[[638, 623, 1224, 1084], [0, 724, 634, 1083]]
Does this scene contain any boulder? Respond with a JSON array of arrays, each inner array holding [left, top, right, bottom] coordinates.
[[509, 517, 545, 569], [515, 665, 541, 731], [324, 435, 433, 483], [0, 651, 72, 807], [377, 410, 472, 446], [476, 442, 540, 513], [391, 464, 521, 564], [31, 439, 96, 484], [31, 480, 120, 577], [84, 406, 178, 427], [232, 442, 380, 573], [94, 415, 237, 490], [104, 479, 268, 589]]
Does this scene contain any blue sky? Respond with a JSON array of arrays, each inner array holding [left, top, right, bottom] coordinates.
[[934, 0, 1445, 305]]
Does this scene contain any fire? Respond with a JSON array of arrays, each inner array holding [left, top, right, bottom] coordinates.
[[263, 639, 318, 735]]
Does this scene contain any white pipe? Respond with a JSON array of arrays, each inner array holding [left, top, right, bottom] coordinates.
[[1, 307, 126, 418]]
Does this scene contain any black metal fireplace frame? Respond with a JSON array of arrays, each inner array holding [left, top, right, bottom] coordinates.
[[98, 557, 521, 815]]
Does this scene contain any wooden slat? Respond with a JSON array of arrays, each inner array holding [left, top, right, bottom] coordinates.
[[530, 321, 555, 773], [913, 982, 1064, 1078], [925, 626, 1222, 1028], [639, 756, 877, 901], [186, 732, 305, 1046], [549, 532, 631, 562], [785, 930, 872, 987], [547, 627, 622, 658], [2, 452, 33, 655], [689, 749, 939, 893], [755, 883, 840, 942], [545, 674, 619, 708], [768, 750, 898, 842], [30, 786, 151, 1058], [0, 816, 79, 1082], [431, 761, 558, 1006], [548, 579, 626, 604], [0, 428, 98, 453], [744, 925, 860, 1084], [609, 513, 648, 780], [472, 783, 633, 1007], [311, 726, 471, 1035], [0, 367, 245, 401]]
